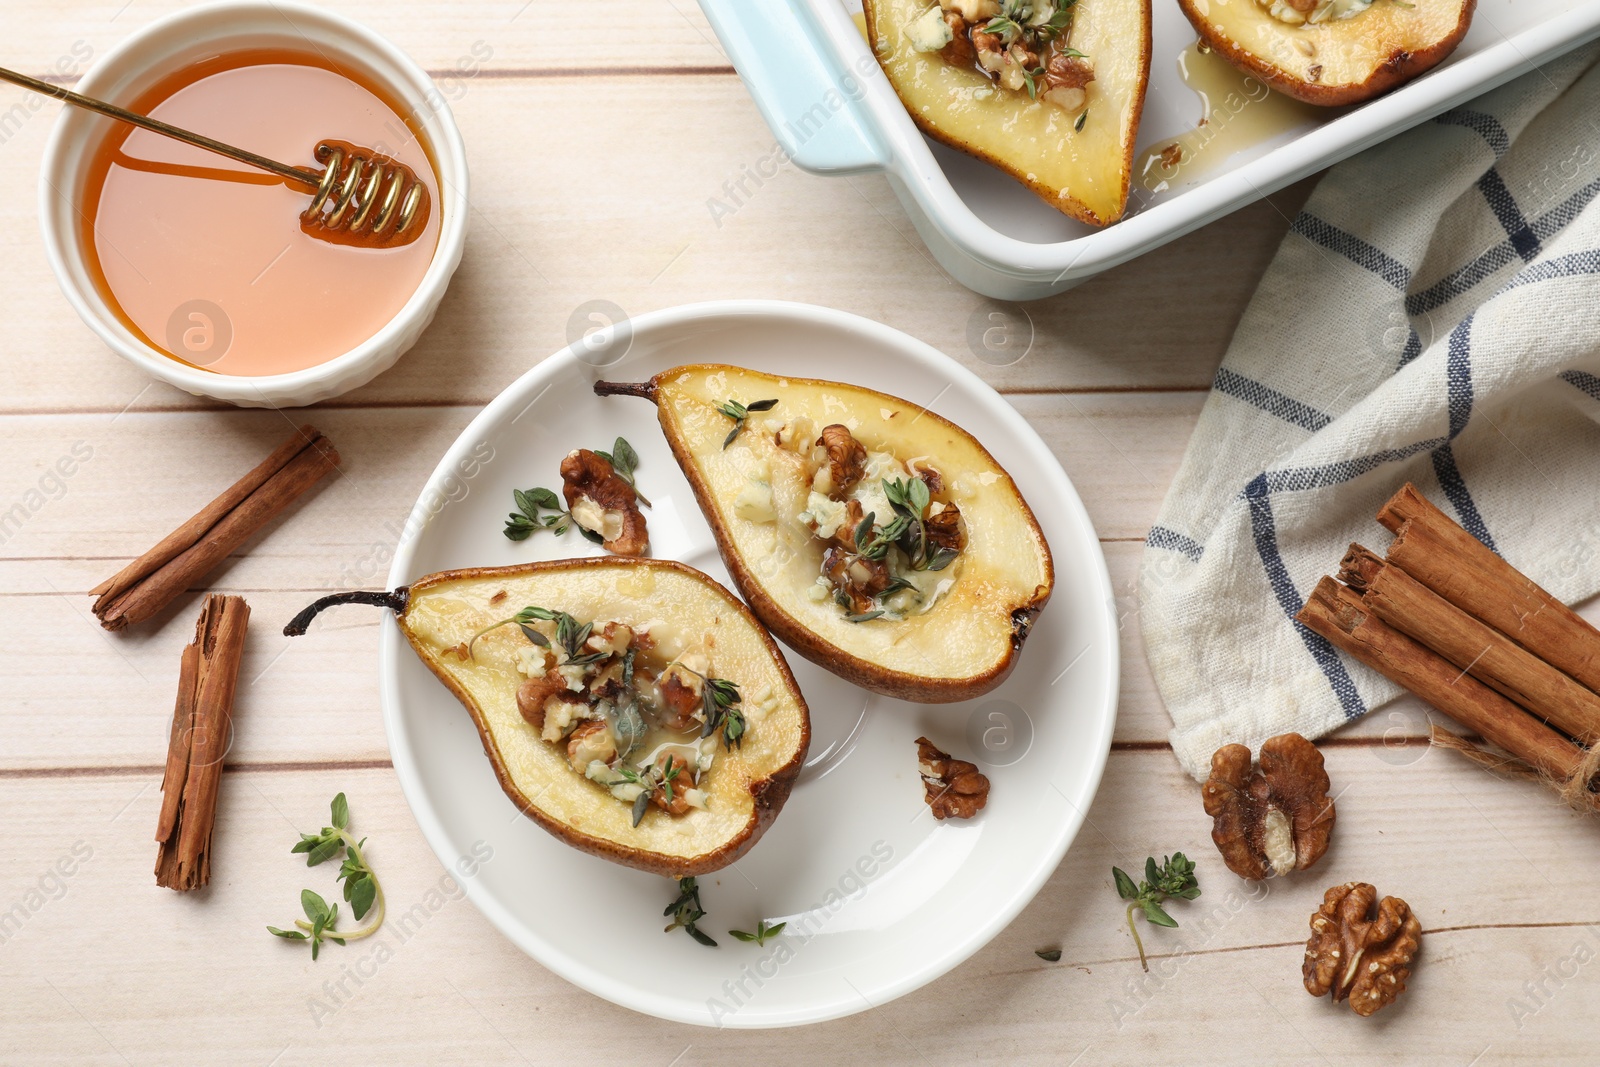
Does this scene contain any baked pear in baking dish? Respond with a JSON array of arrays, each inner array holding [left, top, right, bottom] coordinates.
[[1178, 0, 1475, 105], [285, 559, 810, 877], [596, 365, 1053, 703], [863, 0, 1152, 225]]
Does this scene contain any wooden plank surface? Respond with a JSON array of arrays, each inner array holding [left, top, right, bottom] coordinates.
[[1, 1, 1593, 1062]]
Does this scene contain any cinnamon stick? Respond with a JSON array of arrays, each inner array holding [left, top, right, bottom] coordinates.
[[92, 426, 338, 630], [155, 594, 250, 890], [1296, 577, 1585, 783], [1377, 483, 1600, 692], [1340, 544, 1600, 746]]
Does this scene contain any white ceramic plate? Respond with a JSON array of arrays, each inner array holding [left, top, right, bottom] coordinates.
[[381, 300, 1118, 1027]]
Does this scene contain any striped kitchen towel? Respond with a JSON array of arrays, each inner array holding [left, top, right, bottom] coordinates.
[[1142, 43, 1600, 780]]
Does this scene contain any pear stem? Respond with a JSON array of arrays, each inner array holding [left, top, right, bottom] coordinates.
[[283, 588, 410, 636], [593, 380, 658, 403]]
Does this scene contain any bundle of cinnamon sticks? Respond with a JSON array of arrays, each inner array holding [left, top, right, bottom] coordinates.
[[1297, 484, 1600, 810]]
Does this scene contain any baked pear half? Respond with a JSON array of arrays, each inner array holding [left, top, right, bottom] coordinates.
[[864, 0, 1152, 225], [285, 559, 810, 877], [1179, 0, 1475, 105], [595, 366, 1054, 703]]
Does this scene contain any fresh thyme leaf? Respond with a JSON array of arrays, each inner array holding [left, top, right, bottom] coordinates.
[[519, 624, 549, 647], [846, 610, 885, 623], [1074, 109, 1088, 133], [984, 15, 1021, 40], [1112, 853, 1199, 972], [577, 526, 606, 546], [267, 926, 308, 941], [728, 919, 787, 946], [717, 397, 777, 449], [1036, 948, 1063, 962], [505, 485, 576, 542], [330, 793, 349, 831], [921, 546, 959, 572], [664, 877, 718, 947], [302, 889, 330, 926], [631, 790, 651, 827], [612, 436, 639, 476]]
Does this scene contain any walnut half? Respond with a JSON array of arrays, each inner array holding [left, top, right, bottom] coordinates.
[[560, 449, 649, 557], [1202, 733, 1335, 880], [916, 736, 989, 820], [1303, 882, 1422, 1017]]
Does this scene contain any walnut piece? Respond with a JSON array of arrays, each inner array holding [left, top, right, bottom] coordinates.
[[1202, 732, 1335, 880], [916, 736, 989, 820], [816, 424, 868, 497], [560, 449, 649, 556], [1303, 882, 1421, 1017]]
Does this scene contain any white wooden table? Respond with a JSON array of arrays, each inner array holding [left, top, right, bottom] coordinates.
[[4, 3, 1596, 1063]]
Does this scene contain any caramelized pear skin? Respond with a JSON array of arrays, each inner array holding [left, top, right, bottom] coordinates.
[[863, 0, 1152, 225], [596, 365, 1054, 703], [1179, 0, 1476, 106], [292, 559, 811, 877]]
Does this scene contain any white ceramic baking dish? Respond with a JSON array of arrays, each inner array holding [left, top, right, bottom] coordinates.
[[698, 0, 1600, 300]]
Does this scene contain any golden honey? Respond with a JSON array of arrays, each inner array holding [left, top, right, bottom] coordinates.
[[81, 49, 441, 377]]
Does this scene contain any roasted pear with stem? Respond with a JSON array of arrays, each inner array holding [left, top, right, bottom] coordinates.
[[864, 0, 1152, 226], [596, 365, 1053, 703], [285, 559, 810, 877], [1179, 0, 1475, 106]]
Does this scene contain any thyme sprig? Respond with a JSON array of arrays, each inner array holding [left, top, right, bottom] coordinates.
[[466, 605, 606, 665], [701, 677, 746, 749], [617, 758, 685, 827], [716, 397, 778, 449], [268, 793, 385, 960], [503, 436, 646, 538], [665, 877, 717, 947], [1112, 853, 1200, 972], [729, 919, 786, 946]]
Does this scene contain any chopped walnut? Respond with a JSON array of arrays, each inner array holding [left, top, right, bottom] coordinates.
[[652, 754, 696, 816], [1203, 733, 1335, 880], [1045, 53, 1094, 91], [1303, 882, 1421, 1016], [938, 11, 976, 66], [565, 720, 616, 774], [515, 674, 567, 730], [560, 449, 649, 556], [656, 662, 704, 732], [821, 545, 892, 615], [906, 458, 944, 495], [817, 424, 868, 497], [925, 504, 966, 556], [916, 736, 990, 819]]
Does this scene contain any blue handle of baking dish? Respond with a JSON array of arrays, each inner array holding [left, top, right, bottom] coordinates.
[[698, 0, 888, 174]]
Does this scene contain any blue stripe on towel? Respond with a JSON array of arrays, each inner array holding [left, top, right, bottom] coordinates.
[[1430, 316, 1498, 552], [1407, 179, 1600, 315], [1263, 438, 1446, 494], [1290, 214, 1412, 290], [1244, 474, 1366, 720], [1499, 248, 1600, 294], [1147, 525, 1205, 562], [1434, 108, 1511, 158], [1478, 169, 1541, 262], [1399, 326, 1424, 368], [1560, 369, 1600, 403], [1214, 368, 1332, 431]]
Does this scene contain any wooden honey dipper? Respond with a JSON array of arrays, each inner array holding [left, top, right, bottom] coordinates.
[[1, 64, 430, 246]]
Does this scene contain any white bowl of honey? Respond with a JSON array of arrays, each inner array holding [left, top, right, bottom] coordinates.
[[38, 0, 468, 408]]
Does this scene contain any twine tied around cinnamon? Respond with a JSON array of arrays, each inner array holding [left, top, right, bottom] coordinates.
[[1429, 726, 1600, 814]]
